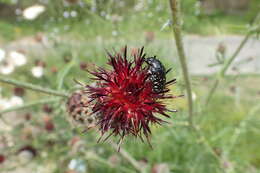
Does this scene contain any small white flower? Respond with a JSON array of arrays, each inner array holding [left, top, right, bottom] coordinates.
[[18, 150, 34, 163], [192, 92, 197, 101], [9, 51, 27, 66], [64, 25, 70, 31], [0, 61, 15, 75], [134, 2, 144, 11], [0, 48, 6, 62], [15, 8, 22, 15], [9, 96, 24, 106], [63, 11, 70, 18], [23, 5, 45, 20], [70, 11, 77, 18], [0, 98, 12, 110], [31, 66, 44, 78], [112, 30, 118, 36], [68, 159, 86, 173], [100, 11, 106, 17]]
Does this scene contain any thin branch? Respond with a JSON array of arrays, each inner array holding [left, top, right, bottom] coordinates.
[[0, 76, 69, 98], [219, 33, 252, 77], [110, 142, 145, 173], [0, 98, 61, 116], [205, 79, 219, 106], [85, 152, 135, 173], [57, 61, 75, 90], [169, 0, 193, 126]]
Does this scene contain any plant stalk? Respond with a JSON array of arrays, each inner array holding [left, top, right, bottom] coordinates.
[[219, 32, 252, 77], [205, 79, 219, 106], [110, 142, 145, 173], [169, 0, 193, 126], [0, 98, 61, 116], [86, 152, 135, 173], [0, 76, 69, 98]]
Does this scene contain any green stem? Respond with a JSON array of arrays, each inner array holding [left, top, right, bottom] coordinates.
[[169, 0, 193, 126], [205, 79, 219, 106], [86, 153, 135, 173], [110, 142, 145, 173], [0, 76, 69, 98], [219, 33, 252, 77], [0, 98, 61, 116]]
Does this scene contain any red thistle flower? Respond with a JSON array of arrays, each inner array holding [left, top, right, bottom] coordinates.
[[86, 47, 177, 145]]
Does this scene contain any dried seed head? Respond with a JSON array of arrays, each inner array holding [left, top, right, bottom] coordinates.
[[66, 91, 98, 129]]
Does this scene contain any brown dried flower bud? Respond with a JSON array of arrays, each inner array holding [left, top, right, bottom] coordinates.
[[43, 116, 55, 132], [24, 113, 31, 121], [35, 60, 46, 68], [42, 104, 53, 114], [13, 87, 25, 97], [80, 62, 87, 71], [217, 42, 226, 55], [51, 66, 58, 73]]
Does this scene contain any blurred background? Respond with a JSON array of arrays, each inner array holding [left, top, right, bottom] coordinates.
[[0, 0, 259, 172]]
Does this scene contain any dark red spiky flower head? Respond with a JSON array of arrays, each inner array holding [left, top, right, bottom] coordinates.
[[85, 47, 177, 145]]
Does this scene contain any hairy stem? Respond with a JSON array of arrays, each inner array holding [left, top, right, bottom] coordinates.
[[0, 76, 69, 98], [85, 152, 135, 173], [110, 142, 145, 173], [219, 33, 252, 77], [169, 0, 193, 126], [0, 98, 61, 116], [205, 79, 219, 106]]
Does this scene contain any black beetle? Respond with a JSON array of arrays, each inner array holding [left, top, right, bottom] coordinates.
[[145, 56, 173, 93]]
